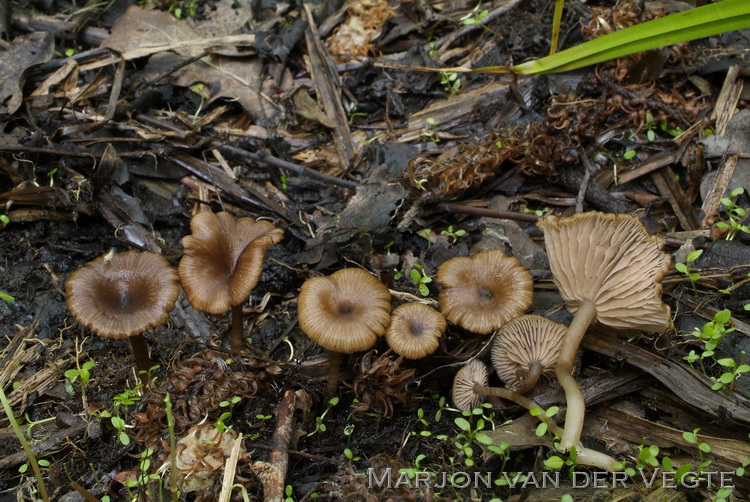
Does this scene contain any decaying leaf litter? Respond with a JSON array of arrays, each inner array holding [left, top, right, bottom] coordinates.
[[1, 0, 750, 499]]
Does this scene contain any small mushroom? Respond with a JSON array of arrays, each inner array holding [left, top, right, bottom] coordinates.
[[66, 250, 180, 384], [385, 303, 446, 359], [537, 211, 671, 451], [437, 249, 533, 334], [179, 211, 284, 352], [451, 360, 618, 471], [491, 315, 566, 394], [297, 268, 391, 396]]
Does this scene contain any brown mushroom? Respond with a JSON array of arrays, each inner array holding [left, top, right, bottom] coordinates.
[[385, 303, 445, 359], [451, 360, 618, 471], [297, 268, 391, 396], [537, 211, 671, 451], [179, 211, 283, 352], [66, 250, 180, 384], [437, 249, 533, 334], [491, 315, 566, 394]]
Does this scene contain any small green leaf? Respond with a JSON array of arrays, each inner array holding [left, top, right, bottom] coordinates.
[[675, 263, 688, 274], [454, 417, 471, 431], [0, 291, 13, 301], [544, 456, 565, 470], [623, 149, 636, 159], [686, 249, 703, 262]]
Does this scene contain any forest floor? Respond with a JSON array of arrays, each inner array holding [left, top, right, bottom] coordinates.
[[1, 0, 750, 501]]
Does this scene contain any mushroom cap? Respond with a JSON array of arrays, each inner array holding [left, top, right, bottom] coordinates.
[[537, 211, 672, 332], [437, 249, 534, 334], [179, 211, 284, 314], [297, 268, 391, 354], [385, 303, 446, 359], [66, 250, 180, 339], [452, 359, 489, 412], [491, 315, 566, 390]]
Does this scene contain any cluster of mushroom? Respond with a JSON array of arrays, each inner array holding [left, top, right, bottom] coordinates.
[[296, 268, 447, 397], [448, 211, 672, 471], [65, 211, 283, 383], [295, 248, 538, 396]]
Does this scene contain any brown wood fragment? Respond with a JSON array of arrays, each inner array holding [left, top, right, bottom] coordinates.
[[588, 405, 750, 483], [711, 65, 743, 137], [618, 150, 677, 185], [250, 389, 305, 502], [303, 3, 356, 172], [581, 333, 750, 424], [701, 153, 739, 217], [650, 166, 700, 230]]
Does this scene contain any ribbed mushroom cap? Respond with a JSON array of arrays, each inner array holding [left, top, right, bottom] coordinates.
[[537, 211, 672, 332], [437, 249, 534, 334], [452, 359, 489, 412], [66, 250, 180, 339], [297, 268, 391, 354], [179, 211, 284, 314], [491, 315, 566, 390], [385, 303, 446, 359]]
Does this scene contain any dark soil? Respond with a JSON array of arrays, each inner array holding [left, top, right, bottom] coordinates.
[[1, 0, 750, 501]]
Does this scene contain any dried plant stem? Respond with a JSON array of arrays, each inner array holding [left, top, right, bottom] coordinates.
[[164, 393, 179, 502], [0, 386, 49, 502], [557, 299, 597, 451]]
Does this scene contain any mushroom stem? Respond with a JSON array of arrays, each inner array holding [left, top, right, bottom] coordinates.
[[475, 384, 618, 472], [129, 334, 153, 385], [557, 299, 597, 451], [325, 351, 342, 398], [475, 385, 560, 434], [231, 304, 245, 352], [515, 360, 543, 394]]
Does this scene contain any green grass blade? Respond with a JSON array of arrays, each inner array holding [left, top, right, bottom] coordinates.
[[475, 0, 750, 75], [550, 0, 565, 56]]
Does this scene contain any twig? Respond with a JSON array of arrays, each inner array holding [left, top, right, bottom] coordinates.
[[437, 203, 539, 223], [250, 390, 302, 502]]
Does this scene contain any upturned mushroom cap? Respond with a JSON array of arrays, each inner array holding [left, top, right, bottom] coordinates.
[[179, 211, 284, 314], [491, 315, 566, 390], [452, 359, 489, 411], [66, 250, 180, 339], [385, 303, 446, 359], [537, 211, 672, 332], [437, 249, 534, 334], [297, 268, 391, 354]]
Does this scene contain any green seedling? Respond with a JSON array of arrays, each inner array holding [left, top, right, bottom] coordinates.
[[439, 71, 461, 94], [409, 264, 432, 297], [421, 117, 440, 143], [280, 175, 288, 190], [622, 149, 637, 160], [675, 249, 703, 291], [683, 309, 734, 375], [530, 405, 560, 437], [21, 413, 55, 439], [716, 187, 750, 240], [440, 225, 466, 243], [307, 396, 339, 436], [189, 83, 207, 123], [460, 2, 493, 34], [215, 396, 242, 432], [284, 485, 295, 502], [0, 291, 13, 301], [19, 458, 50, 474], [346, 102, 368, 124], [683, 428, 712, 472], [711, 352, 750, 392]]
